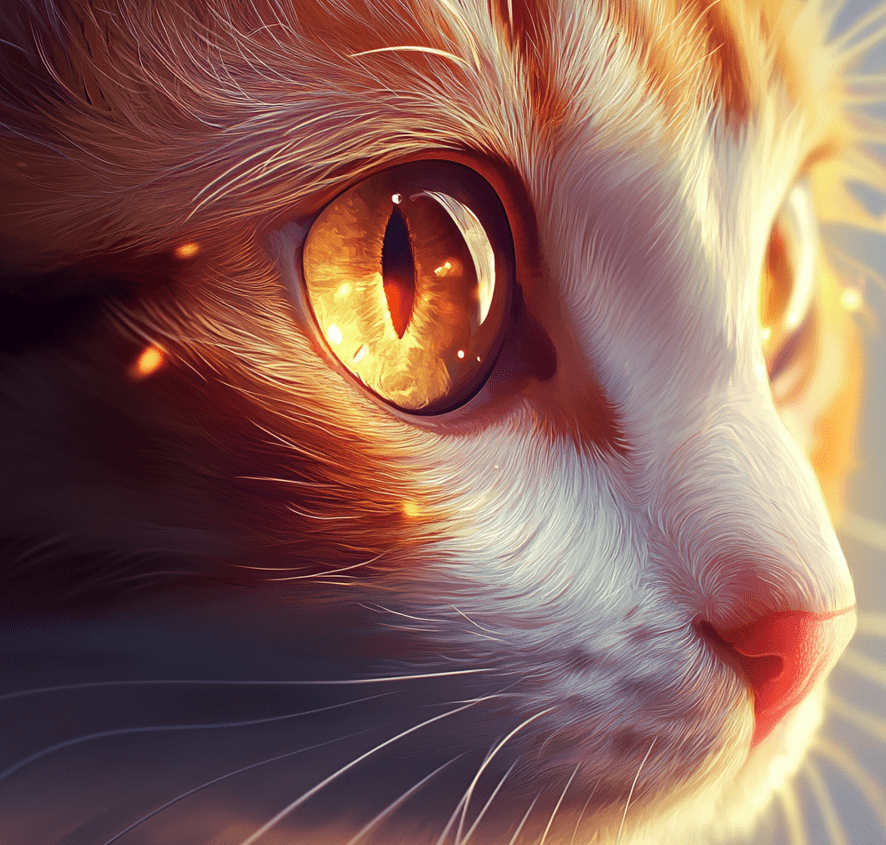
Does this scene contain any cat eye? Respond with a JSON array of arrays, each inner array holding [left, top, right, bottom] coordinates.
[[301, 161, 514, 413], [759, 181, 818, 381]]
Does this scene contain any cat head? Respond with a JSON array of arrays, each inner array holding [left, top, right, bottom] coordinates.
[[0, 1, 882, 843]]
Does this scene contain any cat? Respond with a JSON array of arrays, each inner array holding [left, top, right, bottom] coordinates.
[[1, 0, 885, 843]]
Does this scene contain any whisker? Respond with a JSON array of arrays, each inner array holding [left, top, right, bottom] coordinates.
[[456, 759, 519, 845], [803, 760, 849, 845], [537, 763, 580, 845], [777, 784, 809, 845], [103, 727, 375, 845], [813, 737, 886, 840], [460, 631, 506, 644], [505, 794, 541, 845], [358, 603, 438, 624], [451, 708, 555, 845], [380, 623, 445, 635], [261, 551, 387, 581], [284, 503, 362, 522], [236, 476, 335, 488], [837, 648, 886, 689], [238, 696, 494, 845], [536, 724, 568, 759], [0, 668, 493, 703], [570, 785, 598, 845], [614, 737, 656, 845], [827, 694, 886, 744], [343, 754, 468, 845], [0, 693, 391, 784], [450, 606, 502, 638]]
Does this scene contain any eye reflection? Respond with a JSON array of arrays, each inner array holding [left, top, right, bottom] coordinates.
[[301, 161, 513, 413], [760, 180, 818, 379]]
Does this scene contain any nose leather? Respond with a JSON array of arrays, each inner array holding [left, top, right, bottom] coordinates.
[[710, 607, 856, 746]]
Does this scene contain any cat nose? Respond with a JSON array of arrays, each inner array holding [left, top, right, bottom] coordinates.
[[701, 607, 856, 746]]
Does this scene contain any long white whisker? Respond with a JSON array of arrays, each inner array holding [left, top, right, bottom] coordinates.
[[238, 696, 492, 845], [505, 794, 541, 845], [570, 785, 598, 845], [283, 503, 363, 522], [450, 606, 502, 637], [358, 603, 438, 624], [262, 551, 386, 580], [827, 693, 886, 743], [777, 784, 809, 845], [615, 738, 656, 845], [0, 668, 492, 703], [803, 760, 849, 845], [451, 708, 555, 845], [103, 728, 375, 845], [235, 475, 335, 488], [813, 737, 886, 839], [538, 763, 580, 845], [456, 759, 519, 845], [344, 754, 468, 845], [0, 693, 389, 784]]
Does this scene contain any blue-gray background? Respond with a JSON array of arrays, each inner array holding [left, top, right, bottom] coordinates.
[[804, 2, 886, 842]]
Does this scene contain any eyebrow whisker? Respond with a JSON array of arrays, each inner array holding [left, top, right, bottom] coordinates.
[[0, 693, 391, 784]]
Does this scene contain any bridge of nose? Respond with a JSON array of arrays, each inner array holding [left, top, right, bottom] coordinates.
[[643, 390, 856, 617], [632, 391, 857, 741]]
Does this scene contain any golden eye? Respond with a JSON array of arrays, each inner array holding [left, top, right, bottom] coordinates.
[[301, 162, 513, 413], [759, 181, 818, 380]]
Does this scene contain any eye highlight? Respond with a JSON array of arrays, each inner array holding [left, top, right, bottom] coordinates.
[[301, 161, 513, 413]]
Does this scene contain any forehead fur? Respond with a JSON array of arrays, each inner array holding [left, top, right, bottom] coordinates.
[[0, 0, 854, 283]]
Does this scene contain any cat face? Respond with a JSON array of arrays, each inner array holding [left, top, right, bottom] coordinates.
[[0, 1, 881, 843]]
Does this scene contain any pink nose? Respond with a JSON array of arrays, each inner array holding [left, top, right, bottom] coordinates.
[[705, 607, 856, 746]]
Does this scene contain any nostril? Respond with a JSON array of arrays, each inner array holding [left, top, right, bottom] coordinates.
[[698, 619, 785, 688], [697, 607, 856, 747]]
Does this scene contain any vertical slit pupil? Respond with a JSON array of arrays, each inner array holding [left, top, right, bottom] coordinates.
[[382, 207, 415, 339]]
